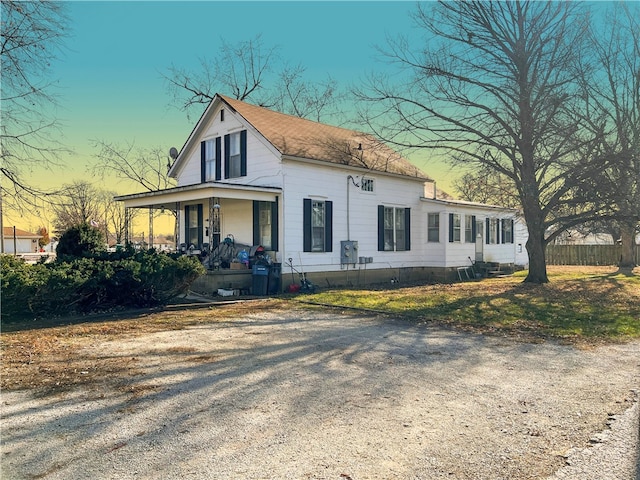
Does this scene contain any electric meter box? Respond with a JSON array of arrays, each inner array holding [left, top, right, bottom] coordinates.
[[340, 240, 358, 265]]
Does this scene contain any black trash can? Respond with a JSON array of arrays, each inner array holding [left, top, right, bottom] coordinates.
[[252, 262, 270, 295], [268, 263, 282, 294]]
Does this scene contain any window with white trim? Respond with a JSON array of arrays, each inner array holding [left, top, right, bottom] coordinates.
[[428, 213, 440, 242], [303, 199, 333, 252], [489, 218, 498, 244], [379, 206, 410, 251], [204, 139, 215, 181], [465, 215, 474, 243], [449, 213, 461, 242], [228, 132, 242, 178], [502, 218, 514, 243]]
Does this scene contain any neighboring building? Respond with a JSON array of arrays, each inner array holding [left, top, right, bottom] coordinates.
[[116, 94, 520, 291], [2, 227, 41, 254], [551, 230, 640, 246], [108, 234, 175, 252]]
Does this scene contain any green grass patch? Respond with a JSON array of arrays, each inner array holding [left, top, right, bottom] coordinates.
[[299, 268, 640, 343]]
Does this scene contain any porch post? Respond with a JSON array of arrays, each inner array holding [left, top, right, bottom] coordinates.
[[124, 208, 130, 245], [212, 196, 221, 249], [175, 202, 180, 250], [148, 207, 153, 250], [208, 197, 214, 252]]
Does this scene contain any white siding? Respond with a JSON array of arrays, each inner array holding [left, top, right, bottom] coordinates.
[[218, 198, 253, 247], [168, 99, 521, 274], [281, 160, 427, 273], [514, 217, 529, 266], [418, 199, 518, 267], [175, 104, 283, 189]]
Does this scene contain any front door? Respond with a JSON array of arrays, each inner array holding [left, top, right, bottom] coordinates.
[[475, 220, 484, 262]]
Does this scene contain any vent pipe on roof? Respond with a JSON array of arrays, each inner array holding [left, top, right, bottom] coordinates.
[[433, 181, 437, 199]]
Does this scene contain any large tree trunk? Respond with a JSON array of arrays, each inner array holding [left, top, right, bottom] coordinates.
[[525, 230, 549, 283], [521, 189, 549, 283], [618, 224, 637, 270]]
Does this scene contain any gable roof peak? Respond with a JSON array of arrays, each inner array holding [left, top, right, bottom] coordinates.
[[217, 94, 431, 181]]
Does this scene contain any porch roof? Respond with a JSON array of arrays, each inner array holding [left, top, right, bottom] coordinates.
[[114, 182, 281, 209]]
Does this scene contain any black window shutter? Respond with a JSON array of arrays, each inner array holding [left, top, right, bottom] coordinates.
[[501, 219, 506, 244], [240, 130, 247, 177], [197, 204, 203, 248], [303, 199, 312, 252], [223, 134, 230, 179], [377, 205, 385, 251], [252, 201, 260, 246], [215, 137, 222, 181], [497, 219, 501, 244], [471, 215, 477, 239], [271, 198, 279, 251], [486, 218, 490, 244], [404, 208, 411, 250], [448, 213, 454, 243], [200, 141, 206, 183], [325, 200, 333, 252]]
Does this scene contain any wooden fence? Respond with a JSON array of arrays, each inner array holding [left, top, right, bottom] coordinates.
[[546, 244, 640, 266]]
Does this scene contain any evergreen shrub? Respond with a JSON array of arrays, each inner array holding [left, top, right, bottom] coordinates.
[[1, 250, 205, 323]]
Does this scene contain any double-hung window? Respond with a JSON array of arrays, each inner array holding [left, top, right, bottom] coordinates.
[[185, 204, 203, 249], [428, 213, 440, 242], [303, 199, 333, 252], [204, 140, 215, 181], [224, 130, 247, 179], [486, 218, 498, 244], [501, 218, 514, 244], [378, 206, 410, 251], [200, 137, 221, 182], [449, 213, 461, 242], [253, 200, 278, 251], [228, 132, 241, 177], [465, 215, 475, 243]]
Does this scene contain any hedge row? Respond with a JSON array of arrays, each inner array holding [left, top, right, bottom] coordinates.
[[1, 250, 205, 322]]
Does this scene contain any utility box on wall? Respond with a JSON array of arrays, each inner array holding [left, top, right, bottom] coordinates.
[[340, 240, 358, 265]]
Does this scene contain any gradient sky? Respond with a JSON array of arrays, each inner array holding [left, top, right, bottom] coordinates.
[[17, 1, 460, 232]]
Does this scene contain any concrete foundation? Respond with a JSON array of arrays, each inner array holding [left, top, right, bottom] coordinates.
[[190, 264, 516, 296]]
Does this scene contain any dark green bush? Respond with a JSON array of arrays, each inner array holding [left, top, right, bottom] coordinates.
[[1, 251, 205, 323], [56, 223, 106, 259]]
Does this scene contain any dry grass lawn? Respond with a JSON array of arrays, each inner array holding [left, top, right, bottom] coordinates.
[[2, 266, 638, 395]]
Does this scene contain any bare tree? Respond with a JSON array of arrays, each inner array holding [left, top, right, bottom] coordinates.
[[164, 34, 346, 123], [576, 3, 640, 269], [91, 141, 176, 192], [164, 34, 278, 119], [0, 1, 69, 217], [453, 167, 521, 209], [357, 1, 602, 283], [52, 181, 104, 235], [101, 190, 136, 245], [271, 64, 344, 124]]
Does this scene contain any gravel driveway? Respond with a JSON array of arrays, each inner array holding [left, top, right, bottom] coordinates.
[[2, 308, 639, 479]]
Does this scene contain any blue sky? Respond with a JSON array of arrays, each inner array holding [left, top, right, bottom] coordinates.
[[36, 1, 453, 195]]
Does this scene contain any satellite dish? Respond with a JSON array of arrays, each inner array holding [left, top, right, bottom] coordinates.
[[169, 147, 179, 160]]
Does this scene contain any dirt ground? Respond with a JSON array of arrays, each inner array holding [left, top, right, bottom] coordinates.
[[1, 304, 639, 480]]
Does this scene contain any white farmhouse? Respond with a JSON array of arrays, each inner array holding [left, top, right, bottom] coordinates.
[[116, 94, 520, 292]]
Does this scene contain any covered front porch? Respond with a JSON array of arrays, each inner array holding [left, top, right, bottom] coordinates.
[[115, 182, 282, 273]]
